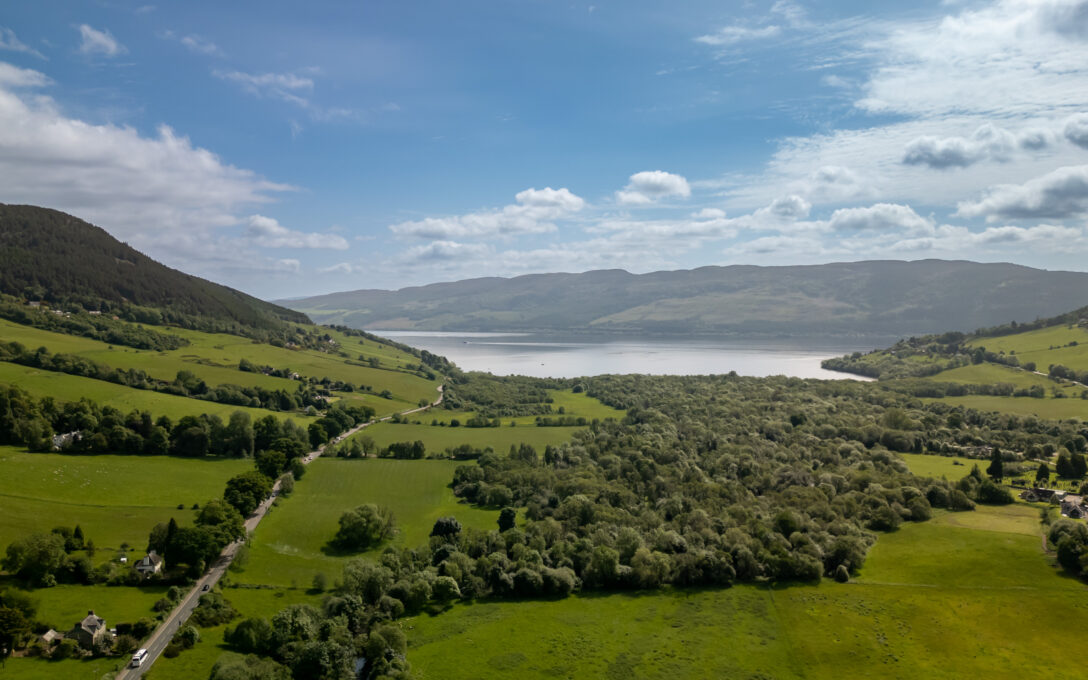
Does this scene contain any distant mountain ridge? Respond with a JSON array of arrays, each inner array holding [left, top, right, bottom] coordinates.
[[283, 260, 1088, 338], [0, 204, 309, 330]]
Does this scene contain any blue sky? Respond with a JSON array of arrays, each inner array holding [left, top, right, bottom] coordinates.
[[3, 0, 1088, 298]]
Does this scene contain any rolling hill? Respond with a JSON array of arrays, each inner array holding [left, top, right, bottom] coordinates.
[[283, 260, 1088, 337], [0, 203, 309, 330]]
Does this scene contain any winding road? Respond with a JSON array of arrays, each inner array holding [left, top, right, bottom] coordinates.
[[117, 384, 444, 679]]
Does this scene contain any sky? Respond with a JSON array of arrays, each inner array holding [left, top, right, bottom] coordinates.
[[2, 0, 1088, 299]]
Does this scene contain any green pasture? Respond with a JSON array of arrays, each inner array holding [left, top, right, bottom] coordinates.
[[969, 324, 1088, 374], [0, 584, 167, 679], [415, 389, 624, 428], [164, 327, 439, 404], [0, 446, 252, 559], [235, 459, 498, 588], [0, 318, 296, 391], [968, 324, 1088, 355], [0, 317, 442, 411], [150, 587, 321, 680], [0, 362, 313, 424], [926, 394, 1088, 420], [897, 452, 974, 480], [405, 504, 1085, 680], [926, 362, 1074, 393]]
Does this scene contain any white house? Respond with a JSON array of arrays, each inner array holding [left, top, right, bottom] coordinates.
[[134, 550, 164, 577]]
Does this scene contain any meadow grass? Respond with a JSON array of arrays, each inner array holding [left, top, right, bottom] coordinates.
[[235, 459, 499, 588], [0, 318, 296, 391], [926, 362, 1075, 393], [0, 584, 167, 679], [164, 327, 439, 405], [0, 446, 251, 560], [0, 362, 315, 424], [926, 394, 1088, 420], [0, 317, 441, 409], [354, 420, 587, 454], [897, 452, 974, 480], [149, 587, 322, 680], [403, 504, 1086, 680]]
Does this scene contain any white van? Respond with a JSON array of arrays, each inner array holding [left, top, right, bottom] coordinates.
[[131, 648, 148, 667]]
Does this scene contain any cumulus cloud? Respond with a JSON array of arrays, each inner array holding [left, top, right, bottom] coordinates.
[[616, 170, 691, 205], [77, 25, 126, 57], [0, 27, 46, 60], [390, 187, 584, 240], [1065, 113, 1088, 148], [956, 165, 1088, 220], [0, 63, 50, 88], [902, 124, 1017, 169], [245, 214, 349, 249], [402, 240, 493, 262], [828, 203, 933, 235], [0, 61, 296, 278]]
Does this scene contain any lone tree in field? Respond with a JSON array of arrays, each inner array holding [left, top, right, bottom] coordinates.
[[498, 507, 517, 532], [429, 516, 462, 540], [1037, 462, 1051, 486], [986, 447, 1004, 482], [334, 504, 395, 551]]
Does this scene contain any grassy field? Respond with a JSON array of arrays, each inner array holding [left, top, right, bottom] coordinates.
[[150, 587, 322, 680], [926, 394, 1088, 420], [0, 318, 296, 391], [969, 324, 1088, 374], [0, 317, 441, 414], [164, 326, 439, 405], [0, 362, 315, 425], [0, 584, 167, 679], [0, 446, 252, 560], [926, 362, 1074, 392], [235, 459, 499, 588], [897, 452, 975, 480], [404, 504, 1085, 679], [358, 420, 588, 454]]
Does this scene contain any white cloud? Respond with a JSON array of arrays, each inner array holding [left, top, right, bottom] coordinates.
[[956, 164, 1088, 220], [245, 214, 349, 249], [731, 235, 826, 256], [694, 24, 782, 46], [390, 186, 584, 239], [180, 34, 222, 56], [274, 258, 301, 273], [828, 203, 934, 235], [214, 69, 314, 107], [77, 25, 126, 57], [1064, 113, 1088, 148], [693, 208, 726, 219], [0, 27, 46, 60], [902, 123, 1017, 169], [318, 262, 360, 275], [402, 240, 493, 262], [0, 63, 50, 88], [0, 61, 296, 278], [616, 170, 691, 205]]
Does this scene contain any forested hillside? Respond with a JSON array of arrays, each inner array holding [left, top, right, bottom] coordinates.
[[284, 260, 1088, 337], [0, 204, 309, 332]]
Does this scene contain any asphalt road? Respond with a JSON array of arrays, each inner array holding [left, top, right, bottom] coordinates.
[[117, 384, 444, 679]]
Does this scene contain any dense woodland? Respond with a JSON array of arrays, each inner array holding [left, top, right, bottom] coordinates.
[[191, 371, 1088, 680]]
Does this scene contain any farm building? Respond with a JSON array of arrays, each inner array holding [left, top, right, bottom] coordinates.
[[66, 611, 107, 650], [135, 550, 164, 577]]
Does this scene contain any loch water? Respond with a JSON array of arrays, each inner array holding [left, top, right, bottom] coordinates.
[[375, 331, 889, 380]]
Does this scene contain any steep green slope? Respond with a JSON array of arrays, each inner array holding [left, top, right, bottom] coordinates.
[[0, 203, 309, 331], [284, 260, 1088, 337]]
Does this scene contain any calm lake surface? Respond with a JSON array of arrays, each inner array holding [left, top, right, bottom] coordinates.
[[376, 331, 889, 379]]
